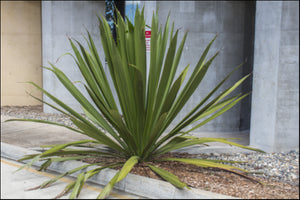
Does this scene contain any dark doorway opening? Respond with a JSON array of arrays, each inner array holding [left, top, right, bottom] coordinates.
[[105, 0, 125, 41], [115, 0, 125, 18]]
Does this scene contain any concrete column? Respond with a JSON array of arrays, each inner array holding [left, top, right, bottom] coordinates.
[[250, 1, 299, 152]]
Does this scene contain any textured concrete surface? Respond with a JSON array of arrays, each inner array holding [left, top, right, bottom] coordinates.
[[1, 157, 143, 199], [42, 1, 106, 114], [1, 1, 43, 106], [250, 1, 299, 152], [41, 1, 252, 133], [155, 1, 248, 132], [1, 115, 90, 148]]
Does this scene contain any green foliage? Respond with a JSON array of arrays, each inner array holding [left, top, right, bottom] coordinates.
[[7, 6, 264, 199]]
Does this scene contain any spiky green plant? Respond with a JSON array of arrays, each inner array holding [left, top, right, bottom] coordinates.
[[7, 7, 265, 199]]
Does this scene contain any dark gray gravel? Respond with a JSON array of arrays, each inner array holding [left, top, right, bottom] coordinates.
[[1, 105, 299, 186]]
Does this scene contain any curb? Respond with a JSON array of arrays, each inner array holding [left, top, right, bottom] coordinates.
[[1, 142, 238, 199]]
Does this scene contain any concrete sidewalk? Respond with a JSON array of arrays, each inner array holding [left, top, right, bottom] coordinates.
[[1, 114, 252, 154], [1, 114, 246, 199], [1, 157, 143, 199], [1, 115, 92, 148]]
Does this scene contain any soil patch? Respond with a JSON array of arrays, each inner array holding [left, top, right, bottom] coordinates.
[[80, 152, 299, 199]]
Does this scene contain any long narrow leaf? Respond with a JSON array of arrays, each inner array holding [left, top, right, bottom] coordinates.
[[161, 158, 249, 173], [186, 93, 250, 133], [97, 171, 120, 199], [97, 156, 138, 199], [116, 156, 139, 182], [147, 164, 189, 189], [69, 172, 85, 199], [155, 136, 264, 156]]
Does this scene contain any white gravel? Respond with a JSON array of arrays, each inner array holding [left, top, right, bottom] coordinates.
[[196, 151, 299, 185]]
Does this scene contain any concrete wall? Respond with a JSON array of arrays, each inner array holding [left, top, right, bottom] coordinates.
[[1, 1, 42, 106], [42, 1, 106, 113], [42, 1, 252, 132], [250, 1, 299, 152], [153, 1, 249, 132], [40, 1, 299, 153]]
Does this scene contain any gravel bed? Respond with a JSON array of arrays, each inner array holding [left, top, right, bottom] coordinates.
[[196, 151, 299, 186], [1, 105, 299, 186], [1, 105, 78, 128]]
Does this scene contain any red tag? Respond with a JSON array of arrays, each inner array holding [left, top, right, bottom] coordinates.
[[145, 29, 151, 52], [145, 31, 151, 38]]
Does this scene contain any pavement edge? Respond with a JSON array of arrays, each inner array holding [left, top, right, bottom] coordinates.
[[1, 142, 238, 199]]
